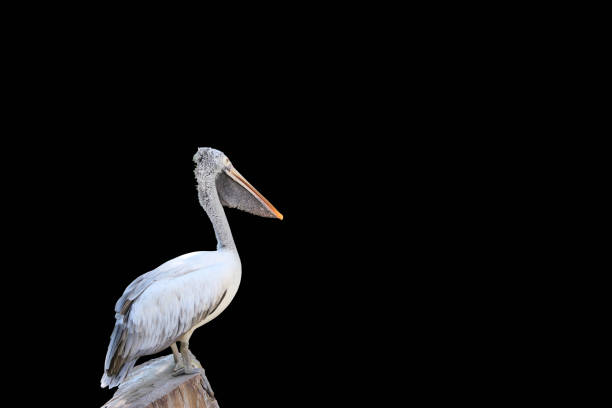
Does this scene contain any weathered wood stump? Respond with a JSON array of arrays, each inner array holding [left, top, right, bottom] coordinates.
[[102, 355, 219, 408]]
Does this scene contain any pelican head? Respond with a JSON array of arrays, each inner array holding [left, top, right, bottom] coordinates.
[[194, 147, 283, 220]]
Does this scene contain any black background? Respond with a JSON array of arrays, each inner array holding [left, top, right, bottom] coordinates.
[[17, 129, 400, 406], [1, 12, 551, 405], [4, 76, 508, 406], [5, 32, 478, 405], [8, 91, 472, 406]]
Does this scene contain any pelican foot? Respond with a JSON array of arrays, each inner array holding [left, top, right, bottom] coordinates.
[[172, 360, 185, 374], [172, 366, 200, 376]]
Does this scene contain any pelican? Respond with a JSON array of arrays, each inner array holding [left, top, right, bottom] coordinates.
[[101, 147, 283, 388]]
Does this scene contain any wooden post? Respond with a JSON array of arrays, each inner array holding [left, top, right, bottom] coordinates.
[[102, 355, 220, 408]]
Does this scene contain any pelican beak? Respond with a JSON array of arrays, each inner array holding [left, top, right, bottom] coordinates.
[[224, 167, 284, 220]]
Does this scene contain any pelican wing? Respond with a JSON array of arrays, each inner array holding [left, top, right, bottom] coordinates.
[[114, 251, 221, 315], [102, 250, 236, 388]]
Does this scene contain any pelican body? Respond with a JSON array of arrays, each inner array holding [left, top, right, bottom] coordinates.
[[101, 148, 282, 388]]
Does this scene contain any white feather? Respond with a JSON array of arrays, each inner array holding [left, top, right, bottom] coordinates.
[[102, 249, 241, 387]]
